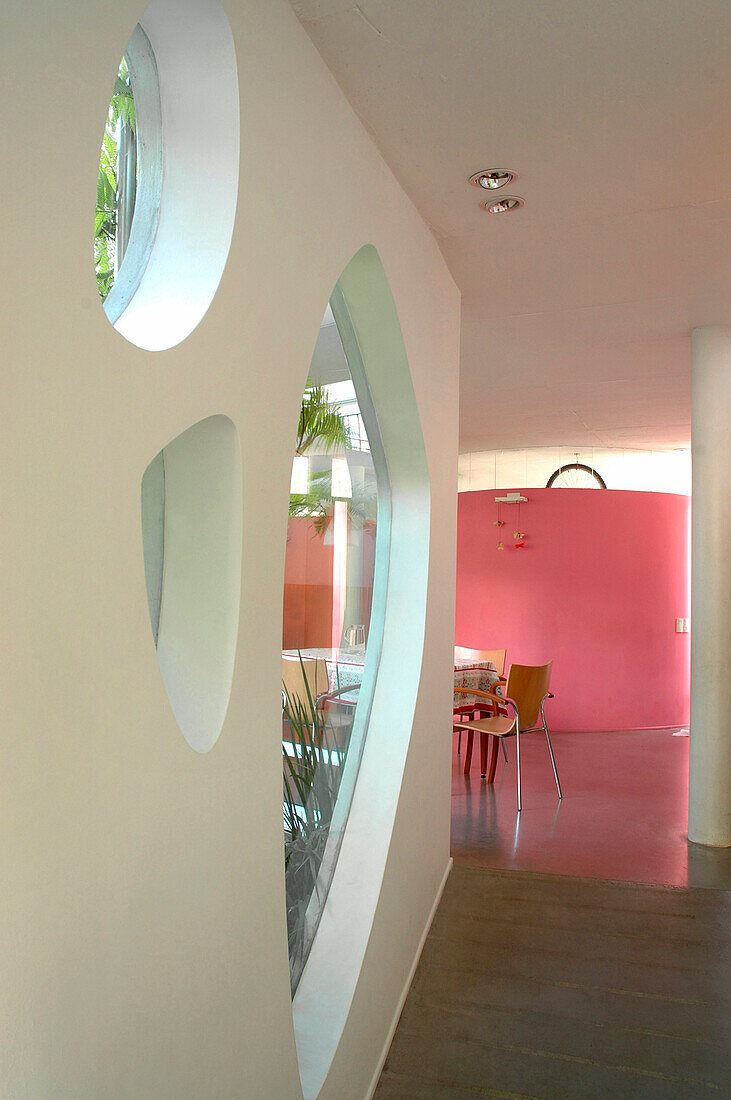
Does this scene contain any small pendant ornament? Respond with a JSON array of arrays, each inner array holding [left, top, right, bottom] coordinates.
[[493, 493, 529, 549], [495, 502, 505, 548], [513, 501, 527, 548]]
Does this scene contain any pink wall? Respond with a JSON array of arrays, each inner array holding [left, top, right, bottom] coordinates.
[[456, 489, 691, 731]]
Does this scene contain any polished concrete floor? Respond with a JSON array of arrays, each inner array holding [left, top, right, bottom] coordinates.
[[375, 864, 730, 1099], [375, 729, 730, 1097], [451, 728, 731, 890]]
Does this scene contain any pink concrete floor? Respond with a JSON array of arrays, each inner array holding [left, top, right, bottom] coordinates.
[[451, 728, 731, 889]]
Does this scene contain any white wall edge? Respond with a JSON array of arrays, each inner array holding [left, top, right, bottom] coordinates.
[[365, 857, 454, 1100]]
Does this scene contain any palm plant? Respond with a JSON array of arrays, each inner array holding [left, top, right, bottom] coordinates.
[[282, 656, 350, 990], [289, 468, 377, 537], [288, 379, 379, 536], [94, 57, 136, 302], [295, 380, 351, 456]]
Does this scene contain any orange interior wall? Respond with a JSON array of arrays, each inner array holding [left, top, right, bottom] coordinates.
[[283, 517, 377, 649], [283, 517, 334, 649]]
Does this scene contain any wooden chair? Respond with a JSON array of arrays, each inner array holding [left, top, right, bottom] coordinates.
[[453, 661, 562, 812], [453, 647, 507, 755], [282, 654, 329, 704], [282, 655, 359, 753]]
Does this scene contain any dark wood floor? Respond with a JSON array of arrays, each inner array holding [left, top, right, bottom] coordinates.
[[375, 865, 730, 1099]]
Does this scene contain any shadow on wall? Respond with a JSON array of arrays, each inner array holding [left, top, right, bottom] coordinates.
[[456, 488, 691, 731]]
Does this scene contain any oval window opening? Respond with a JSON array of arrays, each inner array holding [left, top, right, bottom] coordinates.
[[94, 0, 239, 351], [288, 247, 430, 1100], [282, 295, 389, 993], [141, 415, 242, 753]]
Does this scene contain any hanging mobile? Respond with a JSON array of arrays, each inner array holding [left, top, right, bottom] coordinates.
[[494, 501, 505, 548], [513, 499, 526, 548]]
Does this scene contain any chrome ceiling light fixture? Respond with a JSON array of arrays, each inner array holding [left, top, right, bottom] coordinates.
[[482, 195, 524, 214], [469, 168, 515, 190]]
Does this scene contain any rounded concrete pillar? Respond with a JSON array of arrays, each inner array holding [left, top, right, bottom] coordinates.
[[688, 326, 731, 847]]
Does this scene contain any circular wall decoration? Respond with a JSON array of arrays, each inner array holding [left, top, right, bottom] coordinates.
[[546, 462, 607, 489], [94, 0, 239, 351]]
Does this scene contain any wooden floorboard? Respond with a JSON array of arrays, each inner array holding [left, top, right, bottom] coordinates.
[[375, 865, 730, 1099]]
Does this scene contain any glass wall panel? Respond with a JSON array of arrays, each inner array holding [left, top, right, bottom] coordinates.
[[283, 296, 386, 992]]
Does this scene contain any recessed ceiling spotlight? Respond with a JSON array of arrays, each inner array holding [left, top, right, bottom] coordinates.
[[469, 169, 515, 190], [482, 196, 524, 214]]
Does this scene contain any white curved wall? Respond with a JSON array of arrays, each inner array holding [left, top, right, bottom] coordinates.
[[0, 2, 460, 1097]]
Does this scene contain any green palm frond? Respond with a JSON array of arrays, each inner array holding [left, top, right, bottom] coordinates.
[[288, 467, 377, 536], [296, 381, 351, 455], [282, 652, 351, 988], [116, 90, 136, 132], [93, 54, 136, 303]]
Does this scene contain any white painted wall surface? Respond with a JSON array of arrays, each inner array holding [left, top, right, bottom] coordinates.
[[0, 1, 459, 1097]]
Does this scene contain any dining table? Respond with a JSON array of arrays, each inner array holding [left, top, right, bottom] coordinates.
[[283, 648, 503, 774], [453, 658, 500, 706], [452, 658, 504, 778], [282, 646, 365, 693], [282, 649, 500, 703]]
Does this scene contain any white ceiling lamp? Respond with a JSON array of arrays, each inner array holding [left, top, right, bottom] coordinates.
[[482, 196, 524, 214], [331, 456, 352, 499], [469, 169, 515, 190], [290, 454, 309, 495]]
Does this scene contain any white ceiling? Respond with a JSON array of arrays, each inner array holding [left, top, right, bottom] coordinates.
[[290, 0, 730, 451]]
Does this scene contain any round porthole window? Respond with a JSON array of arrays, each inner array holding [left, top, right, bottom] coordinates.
[[94, 0, 239, 352]]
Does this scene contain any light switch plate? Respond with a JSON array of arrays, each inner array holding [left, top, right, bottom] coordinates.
[[676, 617, 684, 632]]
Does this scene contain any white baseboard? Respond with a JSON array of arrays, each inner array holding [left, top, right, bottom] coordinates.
[[366, 856, 454, 1099]]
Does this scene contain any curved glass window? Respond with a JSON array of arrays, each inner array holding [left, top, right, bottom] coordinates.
[[283, 294, 388, 992]]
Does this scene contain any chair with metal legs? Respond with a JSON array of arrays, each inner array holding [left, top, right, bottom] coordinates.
[[453, 660, 562, 812]]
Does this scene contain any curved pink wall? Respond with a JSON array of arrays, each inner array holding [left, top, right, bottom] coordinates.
[[456, 489, 690, 731]]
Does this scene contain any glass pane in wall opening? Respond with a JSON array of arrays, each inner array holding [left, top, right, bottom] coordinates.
[[283, 297, 386, 993], [95, 54, 138, 302]]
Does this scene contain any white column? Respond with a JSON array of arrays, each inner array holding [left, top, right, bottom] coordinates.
[[688, 327, 731, 847], [331, 499, 349, 650]]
